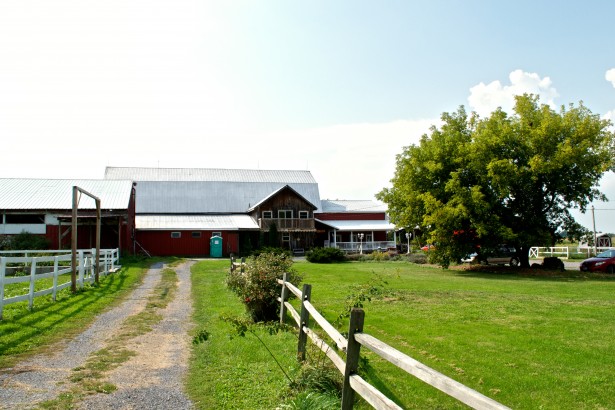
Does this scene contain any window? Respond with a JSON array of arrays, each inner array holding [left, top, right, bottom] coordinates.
[[298, 211, 309, 219], [262, 211, 273, 219], [5, 214, 45, 224], [282, 234, 291, 242], [191, 232, 202, 238], [278, 210, 293, 219], [171, 232, 181, 239], [212, 232, 222, 237]]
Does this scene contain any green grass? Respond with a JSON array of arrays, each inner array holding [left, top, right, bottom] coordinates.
[[0, 257, 153, 369], [188, 260, 304, 409], [188, 259, 615, 409]]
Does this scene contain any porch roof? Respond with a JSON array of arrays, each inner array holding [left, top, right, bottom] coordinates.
[[136, 214, 259, 231], [315, 219, 396, 231]]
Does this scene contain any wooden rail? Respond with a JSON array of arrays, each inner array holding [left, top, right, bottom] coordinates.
[[0, 248, 120, 320], [277, 275, 510, 410]]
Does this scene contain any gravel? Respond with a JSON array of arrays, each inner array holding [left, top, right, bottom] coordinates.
[[0, 260, 195, 410]]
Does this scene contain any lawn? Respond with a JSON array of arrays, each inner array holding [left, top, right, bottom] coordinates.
[[189, 259, 615, 409]]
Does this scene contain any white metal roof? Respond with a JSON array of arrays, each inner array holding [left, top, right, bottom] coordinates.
[[316, 219, 396, 231], [105, 167, 317, 184], [320, 200, 387, 213], [0, 179, 134, 210], [135, 214, 259, 230], [134, 181, 322, 213]]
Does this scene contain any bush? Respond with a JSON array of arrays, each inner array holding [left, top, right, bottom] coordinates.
[[226, 252, 301, 322], [305, 247, 346, 263], [251, 246, 292, 258], [1, 231, 50, 251]]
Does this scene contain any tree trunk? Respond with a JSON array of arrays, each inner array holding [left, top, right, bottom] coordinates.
[[518, 245, 531, 268]]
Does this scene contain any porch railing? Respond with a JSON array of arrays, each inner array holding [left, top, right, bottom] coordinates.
[[334, 241, 396, 252], [258, 218, 315, 231]]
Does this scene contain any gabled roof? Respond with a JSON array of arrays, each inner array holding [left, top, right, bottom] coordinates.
[[105, 166, 317, 184], [134, 181, 321, 214], [247, 185, 318, 212], [319, 199, 387, 213], [0, 179, 134, 210], [106, 167, 322, 213]]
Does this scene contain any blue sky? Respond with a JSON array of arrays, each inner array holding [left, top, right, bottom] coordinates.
[[1, 1, 614, 232]]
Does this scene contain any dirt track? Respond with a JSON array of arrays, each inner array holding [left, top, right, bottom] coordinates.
[[0, 260, 195, 409]]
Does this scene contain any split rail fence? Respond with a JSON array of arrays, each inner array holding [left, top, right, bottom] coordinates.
[[277, 273, 510, 410], [0, 248, 120, 320]]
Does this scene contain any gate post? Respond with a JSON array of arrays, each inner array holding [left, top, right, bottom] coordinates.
[[342, 308, 365, 410], [297, 283, 312, 362]]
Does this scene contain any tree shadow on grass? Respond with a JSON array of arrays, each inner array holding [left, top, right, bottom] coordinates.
[[452, 265, 615, 283]]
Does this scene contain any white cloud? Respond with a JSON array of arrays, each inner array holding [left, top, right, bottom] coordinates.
[[606, 68, 615, 88], [467, 69, 559, 117]]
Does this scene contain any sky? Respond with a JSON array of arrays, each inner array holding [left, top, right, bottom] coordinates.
[[1, 1, 614, 232]]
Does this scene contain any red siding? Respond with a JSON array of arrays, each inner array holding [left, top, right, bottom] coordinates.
[[316, 212, 386, 221], [136, 230, 239, 257]]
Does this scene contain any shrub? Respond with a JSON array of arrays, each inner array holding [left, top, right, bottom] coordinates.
[[305, 247, 346, 263], [2, 231, 50, 251], [252, 246, 292, 258], [226, 252, 301, 322]]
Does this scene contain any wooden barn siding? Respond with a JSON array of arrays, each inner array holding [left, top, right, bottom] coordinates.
[[136, 230, 239, 257], [251, 189, 316, 219], [315, 212, 386, 221]]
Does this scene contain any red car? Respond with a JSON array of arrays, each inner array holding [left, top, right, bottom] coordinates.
[[580, 249, 615, 273]]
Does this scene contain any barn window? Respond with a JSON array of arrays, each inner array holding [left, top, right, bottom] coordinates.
[[282, 234, 290, 242], [278, 210, 293, 219], [191, 232, 202, 238], [262, 211, 272, 219], [171, 232, 181, 239], [299, 211, 309, 219], [212, 232, 222, 237]]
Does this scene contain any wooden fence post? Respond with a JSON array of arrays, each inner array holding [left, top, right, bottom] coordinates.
[[0, 257, 6, 320], [28, 258, 38, 310], [240, 257, 245, 273], [342, 307, 365, 410], [297, 283, 312, 362], [279, 272, 289, 324]]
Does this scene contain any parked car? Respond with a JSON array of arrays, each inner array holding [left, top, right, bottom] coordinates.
[[580, 249, 615, 273], [462, 245, 520, 266]]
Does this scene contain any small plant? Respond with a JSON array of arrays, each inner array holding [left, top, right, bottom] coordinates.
[[226, 252, 301, 322], [306, 247, 346, 263], [192, 329, 210, 345]]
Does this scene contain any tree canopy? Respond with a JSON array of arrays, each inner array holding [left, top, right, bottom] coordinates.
[[377, 94, 615, 267]]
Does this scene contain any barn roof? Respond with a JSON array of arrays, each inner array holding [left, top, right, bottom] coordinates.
[[0, 179, 134, 210], [320, 199, 387, 213], [135, 181, 321, 214], [105, 166, 317, 184], [105, 167, 322, 213]]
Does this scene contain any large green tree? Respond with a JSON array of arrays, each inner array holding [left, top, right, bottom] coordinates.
[[378, 94, 615, 267]]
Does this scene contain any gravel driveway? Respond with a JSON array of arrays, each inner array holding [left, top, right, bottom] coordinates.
[[0, 260, 195, 410]]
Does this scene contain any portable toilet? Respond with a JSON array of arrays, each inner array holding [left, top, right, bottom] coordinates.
[[210, 235, 223, 258]]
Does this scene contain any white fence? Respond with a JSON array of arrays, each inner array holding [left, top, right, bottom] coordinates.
[[0, 249, 120, 319], [528, 247, 570, 259], [529, 246, 615, 259]]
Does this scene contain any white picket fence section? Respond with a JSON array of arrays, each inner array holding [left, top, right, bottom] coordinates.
[[0, 248, 120, 319], [528, 247, 570, 259]]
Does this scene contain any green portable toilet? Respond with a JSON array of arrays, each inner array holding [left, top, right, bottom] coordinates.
[[210, 235, 223, 258]]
